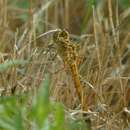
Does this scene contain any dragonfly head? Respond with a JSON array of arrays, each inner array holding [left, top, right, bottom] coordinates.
[[53, 29, 69, 43]]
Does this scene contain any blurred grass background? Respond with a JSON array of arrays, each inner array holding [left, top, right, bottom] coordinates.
[[0, 0, 130, 130]]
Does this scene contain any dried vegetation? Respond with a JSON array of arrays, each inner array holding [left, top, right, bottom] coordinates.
[[0, 0, 130, 129]]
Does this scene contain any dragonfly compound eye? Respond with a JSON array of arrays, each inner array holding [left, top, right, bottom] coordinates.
[[59, 30, 69, 40]]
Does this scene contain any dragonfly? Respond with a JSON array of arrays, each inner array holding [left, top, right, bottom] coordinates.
[[52, 29, 84, 107]]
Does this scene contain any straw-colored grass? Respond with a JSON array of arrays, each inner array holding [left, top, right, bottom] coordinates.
[[0, 0, 130, 129]]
